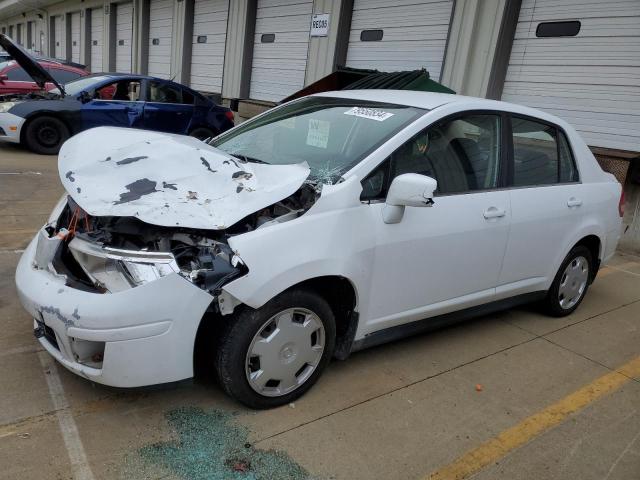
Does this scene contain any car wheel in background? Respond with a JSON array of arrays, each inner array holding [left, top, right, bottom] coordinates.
[[215, 289, 336, 409], [24, 116, 70, 155], [543, 245, 592, 317], [189, 127, 215, 141]]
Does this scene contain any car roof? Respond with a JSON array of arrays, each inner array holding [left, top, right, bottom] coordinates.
[[313, 89, 569, 128]]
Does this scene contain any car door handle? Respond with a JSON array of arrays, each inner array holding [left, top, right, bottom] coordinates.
[[483, 207, 506, 219], [567, 197, 582, 208]]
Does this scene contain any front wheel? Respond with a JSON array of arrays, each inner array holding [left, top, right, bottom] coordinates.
[[23, 116, 70, 155], [215, 289, 336, 409], [543, 245, 592, 317]]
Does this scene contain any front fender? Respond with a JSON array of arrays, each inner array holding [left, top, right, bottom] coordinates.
[[223, 178, 372, 312]]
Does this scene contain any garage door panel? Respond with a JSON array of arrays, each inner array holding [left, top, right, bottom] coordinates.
[[515, 16, 640, 39], [250, 59, 307, 73], [249, 0, 312, 102], [71, 12, 80, 63], [190, 0, 228, 93], [348, 26, 450, 42], [351, 4, 452, 26], [116, 2, 133, 73], [148, 0, 173, 79], [193, 20, 226, 35], [255, 16, 311, 33], [250, 81, 302, 98], [191, 63, 224, 76], [90, 8, 104, 71], [503, 0, 640, 151], [501, 90, 640, 117], [504, 68, 640, 88], [518, 0, 639, 21], [54, 16, 65, 59], [346, 0, 453, 80], [191, 45, 226, 58], [257, 4, 313, 18], [353, 0, 452, 9]]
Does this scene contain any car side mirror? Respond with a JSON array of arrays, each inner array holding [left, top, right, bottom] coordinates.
[[0, 74, 7, 83], [78, 91, 92, 103], [383, 173, 437, 224]]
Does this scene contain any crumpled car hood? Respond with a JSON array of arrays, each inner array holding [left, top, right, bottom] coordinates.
[[59, 127, 310, 230]]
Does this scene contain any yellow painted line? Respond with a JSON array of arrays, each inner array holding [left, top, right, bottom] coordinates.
[[427, 356, 640, 480]]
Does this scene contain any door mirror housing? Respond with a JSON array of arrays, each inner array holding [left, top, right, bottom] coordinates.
[[0, 73, 7, 83], [383, 173, 437, 224]]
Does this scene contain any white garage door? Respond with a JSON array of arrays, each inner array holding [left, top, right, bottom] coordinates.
[[148, 0, 173, 79], [36, 18, 46, 54], [71, 12, 81, 63], [54, 16, 65, 59], [249, 0, 313, 102], [90, 8, 104, 72], [116, 2, 134, 73], [346, 0, 454, 80], [502, 0, 640, 152], [190, 0, 228, 93]]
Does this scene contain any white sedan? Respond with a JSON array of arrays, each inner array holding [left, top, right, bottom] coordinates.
[[16, 90, 623, 408]]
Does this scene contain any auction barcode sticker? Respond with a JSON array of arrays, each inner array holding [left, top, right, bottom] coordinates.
[[344, 107, 394, 122]]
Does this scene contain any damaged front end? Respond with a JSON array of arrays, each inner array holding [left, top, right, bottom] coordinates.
[[48, 181, 317, 309]]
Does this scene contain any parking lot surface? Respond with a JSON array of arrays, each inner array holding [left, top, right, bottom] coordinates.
[[1, 144, 639, 480]]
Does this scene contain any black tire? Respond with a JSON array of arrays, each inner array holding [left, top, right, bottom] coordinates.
[[215, 289, 336, 409], [543, 245, 593, 317], [23, 116, 70, 155], [189, 127, 215, 141]]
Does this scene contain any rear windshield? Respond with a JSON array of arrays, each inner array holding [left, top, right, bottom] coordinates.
[[211, 96, 425, 184]]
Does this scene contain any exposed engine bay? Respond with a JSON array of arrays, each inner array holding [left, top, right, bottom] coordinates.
[[48, 184, 317, 301]]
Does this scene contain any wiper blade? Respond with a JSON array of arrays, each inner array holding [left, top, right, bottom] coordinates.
[[233, 154, 269, 165]]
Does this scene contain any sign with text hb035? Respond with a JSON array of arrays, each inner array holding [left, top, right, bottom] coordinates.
[[310, 14, 330, 37]]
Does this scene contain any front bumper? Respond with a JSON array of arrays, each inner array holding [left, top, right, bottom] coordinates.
[[15, 231, 214, 387], [0, 112, 24, 143]]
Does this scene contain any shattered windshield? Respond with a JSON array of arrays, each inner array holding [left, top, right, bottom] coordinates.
[[210, 97, 425, 184]]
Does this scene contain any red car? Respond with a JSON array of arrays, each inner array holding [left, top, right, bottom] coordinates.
[[0, 59, 88, 95]]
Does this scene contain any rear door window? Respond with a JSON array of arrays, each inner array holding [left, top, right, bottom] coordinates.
[[511, 116, 579, 186], [147, 81, 183, 104]]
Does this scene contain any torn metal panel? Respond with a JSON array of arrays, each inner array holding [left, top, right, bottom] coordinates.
[[58, 127, 310, 230]]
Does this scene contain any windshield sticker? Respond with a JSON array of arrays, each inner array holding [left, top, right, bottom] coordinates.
[[344, 106, 394, 122], [306, 119, 331, 149]]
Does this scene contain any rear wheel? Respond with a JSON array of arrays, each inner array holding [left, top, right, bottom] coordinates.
[[543, 245, 592, 317], [24, 116, 70, 155], [189, 127, 215, 141], [215, 289, 336, 409]]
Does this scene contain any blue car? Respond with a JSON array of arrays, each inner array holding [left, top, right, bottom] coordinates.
[[0, 34, 234, 154]]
